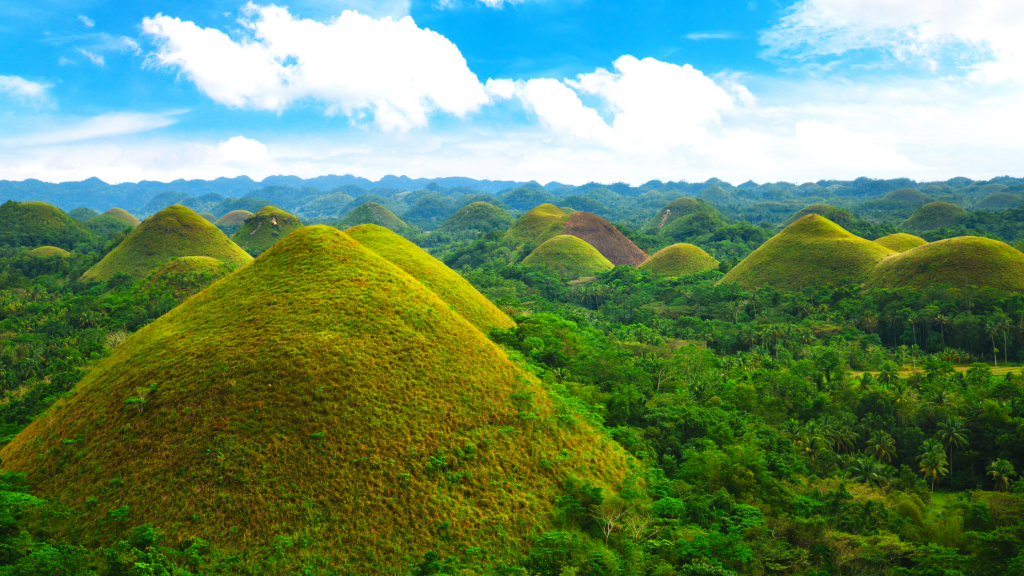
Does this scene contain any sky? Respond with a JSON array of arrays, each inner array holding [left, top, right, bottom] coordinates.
[[1, 0, 1023, 185]]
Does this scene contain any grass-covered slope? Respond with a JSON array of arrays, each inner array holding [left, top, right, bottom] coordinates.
[[27, 246, 71, 258], [719, 214, 895, 290], [902, 202, 968, 233], [641, 197, 718, 234], [0, 200, 95, 250], [338, 202, 411, 234], [783, 204, 838, 227], [874, 233, 927, 253], [866, 236, 1024, 293], [214, 210, 253, 227], [81, 205, 253, 282], [103, 208, 141, 227], [639, 243, 719, 276], [523, 235, 615, 280], [504, 204, 567, 247], [0, 225, 629, 573], [198, 212, 217, 223], [437, 202, 515, 235], [144, 256, 234, 297], [541, 212, 649, 267], [69, 207, 99, 222], [976, 192, 1022, 211], [230, 206, 303, 256], [346, 224, 515, 333]]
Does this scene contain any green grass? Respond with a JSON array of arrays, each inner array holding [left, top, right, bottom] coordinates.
[[641, 197, 719, 234], [144, 255, 234, 297], [84, 214, 133, 237], [26, 246, 71, 258], [503, 203, 567, 247], [81, 205, 253, 282], [884, 188, 929, 206], [902, 202, 967, 233], [230, 206, 303, 256], [214, 210, 253, 226], [523, 234, 615, 280], [640, 243, 718, 276], [339, 202, 411, 234], [198, 212, 217, 223], [873, 233, 927, 253], [783, 204, 838, 227], [0, 225, 630, 574], [437, 202, 514, 235], [865, 236, 1024, 293], [976, 192, 1022, 211], [719, 214, 895, 290], [0, 200, 96, 250], [346, 223, 515, 333], [103, 208, 141, 227]]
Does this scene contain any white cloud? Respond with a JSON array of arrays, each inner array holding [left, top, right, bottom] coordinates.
[[0, 76, 50, 102], [78, 15, 95, 28], [141, 3, 488, 131], [120, 36, 141, 55], [687, 31, 739, 41], [475, 0, 524, 7], [215, 135, 269, 166], [76, 47, 105, 66], [4, 112, 181, 146]]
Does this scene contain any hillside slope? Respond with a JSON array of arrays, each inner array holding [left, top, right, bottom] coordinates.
[[542, 212, 649, 267], [902, 202, 967, 233], [504, 204, 567, 248], [640, 244, 718, 276], [338, 202, 411, 234], [866, 236, 1024, 293], [438, 202, 514, 235], [103, 207, 141, 226], [0, 200, 95, 249], [230, 206, 303, 256], [641, 197, 719, 234], [874, 233, 927, 253], [523, 235, 615, 280]]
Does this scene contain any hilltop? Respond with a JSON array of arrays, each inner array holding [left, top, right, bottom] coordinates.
[[719, 214, 895, 290], [214, 210, 253, 227], [0, 225, 629, 573], [523, 235, 615, 280], [81, 205, 253, 282], [903, 202, 967, 233], [103, 208, 141, 227], [437, 202, 514, 235], [346, 224, 515, 333], [866, 236, 1024, 293], [874, 233, 927, 253], [640, 243, 719, 276], [0, 200, 95, 250], [27, 245, 71, 258], [504, 203, 567, 248], [338, 202, 411, 234], [976, 192, 1022, 211], [883, 188, 930, 207], [230, 206, 303, 256], [145, 256, 234, 298], [783, 204, 840, 227], [541, 212, 649, 267], [641, 197, 719, 234]]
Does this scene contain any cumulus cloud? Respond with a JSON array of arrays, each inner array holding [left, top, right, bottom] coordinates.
[[0, 76, 50, 102], [141, 3, 489, 131], [78, 15, 95, 28], [215, 135, 269, 166]]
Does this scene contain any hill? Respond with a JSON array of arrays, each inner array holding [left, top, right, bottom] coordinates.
[[214, 210, 253, 227], [883, 188, 929, 207], [523, 235, 615, 280], [437, 201, 515, 235], [541, 212, 649, 267], [639, 244, 719, 276], [27, 245, 71, 258], [874, 233, 927, 253], [783, 204, 840, 227], [0, 200, 96, 250], [68, 207, 99, 222], [0, 225, 629, 573], [338, 202, 411, 234], [503, 204, 567, 248], [346, 224, 515, 333], [902, 202, 967, 233], [866, 236, 1024, 293], [230, 206, 303, 256], [81, 205, 253, 282], [198, 212, 217, 223], [641, 197, 719, 234], [297, 191, 354, 219], [976, 192, 1022, 211], [719, 214, 895, 290], [145, 256, 234, 297], [103, 207, 141, 226]]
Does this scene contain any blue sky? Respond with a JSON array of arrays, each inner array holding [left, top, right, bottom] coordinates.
[[1, 0, 1023, 185]]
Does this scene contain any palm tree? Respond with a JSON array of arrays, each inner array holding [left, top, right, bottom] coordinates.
[[918, 441, 948, 494], [935, 314, 949, 346], [865, 430, 897, 464], [987, 459, 1017, 492], [935, 417, 969, 488], [984, 321, 999, 368]]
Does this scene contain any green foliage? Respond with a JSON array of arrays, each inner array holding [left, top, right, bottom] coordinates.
[[904, 202, 969, 233], [230, 206, 303, 256], [522, 236, 615, 280], [437, 202, 515, 237], [0, 201, 97, 251], [337, 202, 412, 234]]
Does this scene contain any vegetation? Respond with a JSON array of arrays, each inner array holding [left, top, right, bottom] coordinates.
[[230, 206, 303, 256], [81, 205, 252, 282], [144, 255, 235, 297], [337, 202, 411, 234], [874, 233, 928, 252], [641, 197, 719, 234], [437, 202, 515, 236], [640, 243, 719, 276], [867, 236, 1024, 293], [504, 203, 567, 249], [975, 192, 1022, 211], [102, 208, 141, 227], [903, 202, 968, 233], [0, 200, 97, 251], [522, 235, 615, 280], [214, 210, 253, 236], [69, 207, 100, 222], [26, 245, 71, 258], [543, 212, 649, 267]]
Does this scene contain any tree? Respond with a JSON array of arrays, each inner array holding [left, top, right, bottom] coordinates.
[[987, 459, 1017, 492], [984, 321, 999, 368], [864, 430, 897, 464], [918, 440, 948, 494], [935, 417, 969, 488]]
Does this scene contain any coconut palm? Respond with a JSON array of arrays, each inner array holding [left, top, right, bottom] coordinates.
[[935, 417, 969, 487], [918, 440, 948, 494], [984, 321, 999, 368], [865, 430, 897, 464], [987, 459, 1017, 492]]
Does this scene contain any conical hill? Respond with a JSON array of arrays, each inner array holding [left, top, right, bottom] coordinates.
[[231, 206, 303, 256], [640, 244, 718, 277], [641, 197, 718, 234], [346, 224, 515, 333], [27, 245, 71, 258], [81, 205, 253, 282], [0, 200, 95, 249], [103, 207, 141, 226], [437, 201, 514, 234], [144, 256, 235, 298], [873, 233, 927, 253], [541, 212, 649, 267], [902, 202, 967, 233], [504, 203, 566, 247], [866, 236, 1024, 293], [523, 235, 615, 280], [0, 226, 630, 573], [214, 210, 253, 227], [338, 202, 411, 234], [719, 214, 895, 290]]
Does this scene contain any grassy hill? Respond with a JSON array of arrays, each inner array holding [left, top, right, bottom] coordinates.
[[338, 202, 411, 234], [874, 233, 927, 253], [145, 255, 234, 297], [81, 205, 253, 282], [198, 212, 217, 223], [27, 245, 71, 258], [639, 243, 719, 276], [437, 202, 515, 235], [719, 214, 895, 290], [504, 204, 567, 248], [902, 202, 967, 233], [346, 224, 515, 333], [782, 204, 840, 227], [523, 235, 615, 280], [884, 188, 930, 207], [230, 206, 303, 256], [0, 200, 96, 250], [0, 225, 629, 574], [103, 208, 141, 226], [68, 207, 99, 222], [976, 192, 1022, 211], [641, 197, 719, 234], [214, 210, 253, 227], [866, 236, 1024, 293], [541, 212, 649, 267]]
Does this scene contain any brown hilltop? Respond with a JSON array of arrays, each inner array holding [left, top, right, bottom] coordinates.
[[551, 212, 648, 267]]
